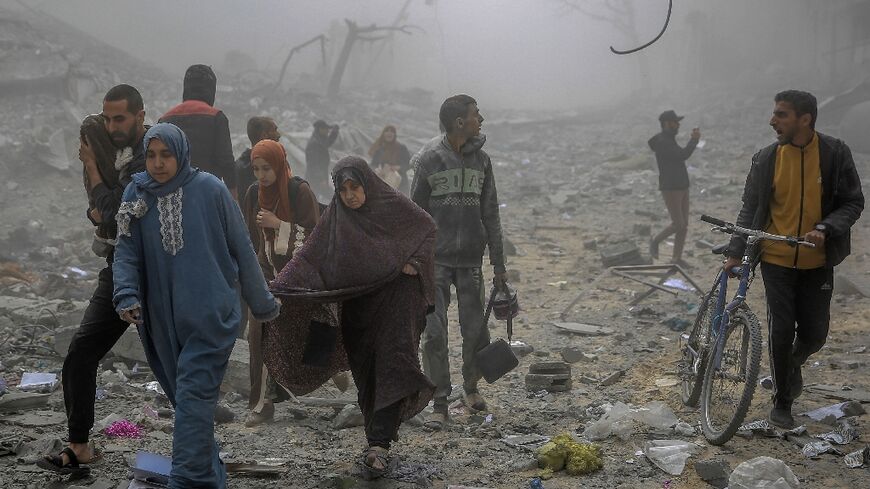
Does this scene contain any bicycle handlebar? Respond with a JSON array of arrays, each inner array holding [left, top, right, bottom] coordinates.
[[701, 215, 728, 227], [699, 215, 816, 248]]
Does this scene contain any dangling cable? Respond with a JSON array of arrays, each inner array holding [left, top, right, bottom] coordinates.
[[610, 0, 672, 55]]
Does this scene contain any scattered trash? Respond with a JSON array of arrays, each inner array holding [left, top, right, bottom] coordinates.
[[816, 419, 860, 445], [643, 440, 699, 475], [584, 401, 680, 440], [94, 388, 107, 401], [844, 445, 870, 468], [802, 440, 841, 458], [105, 419, 144, 439], [510, 340, 534, 357], [536, 433, 603, 476], [18, 372, 59, 393], [801, 401, 866, 422], [662, 278, 694, 292], [132, 451, 172, 486], [63, 266, 89, 279], [737, 419, 779, 438], [144, 381, 165, 395], [529, 478, 545, 489], [728, 456, 800, 489]]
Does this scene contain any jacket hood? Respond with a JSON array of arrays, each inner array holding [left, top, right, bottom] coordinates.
[[182, 64, 217, 106]]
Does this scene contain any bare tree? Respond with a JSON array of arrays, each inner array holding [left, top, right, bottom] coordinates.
[[326, 19, 420, 98], [273, 34, 328, 95]]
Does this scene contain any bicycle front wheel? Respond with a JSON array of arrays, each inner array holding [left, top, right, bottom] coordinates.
[[700, 306, 762, 445], [679, 287, 717, 407]]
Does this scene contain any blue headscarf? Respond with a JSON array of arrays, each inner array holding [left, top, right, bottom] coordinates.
[[134, 123, 197, 197]]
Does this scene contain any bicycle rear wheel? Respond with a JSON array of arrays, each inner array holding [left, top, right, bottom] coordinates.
[[700, 306, 762, 445], [679, 281, 719, 407]]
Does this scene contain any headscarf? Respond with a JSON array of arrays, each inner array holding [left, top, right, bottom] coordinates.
[[134, 123, 197, 197], [80, 114, 119, 197], [368, 125, 399, 160], [182, 64, 217, 106], [271, 156, 436, 303], [251, 139, 292, 242]]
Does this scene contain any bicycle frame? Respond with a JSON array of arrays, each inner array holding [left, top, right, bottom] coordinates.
[[709, 235, 760, 369]]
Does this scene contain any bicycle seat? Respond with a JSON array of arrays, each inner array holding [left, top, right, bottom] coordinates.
[[711, 243, 729, 255]]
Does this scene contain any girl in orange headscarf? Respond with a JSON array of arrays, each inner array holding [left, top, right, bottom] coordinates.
[[241, 139, 320, 426]]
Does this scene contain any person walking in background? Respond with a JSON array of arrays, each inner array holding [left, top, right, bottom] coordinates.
[[369, 125, 411, 194], [648, 109, 700, 267], [305, 119, 339, 200], [160, 64, 238, 199]]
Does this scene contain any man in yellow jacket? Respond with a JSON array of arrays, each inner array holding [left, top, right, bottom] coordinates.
[[724, 90, 864, 428]]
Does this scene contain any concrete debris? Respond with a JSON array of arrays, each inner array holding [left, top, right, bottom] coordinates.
[[728, 456, 800, 489], [693, 459, 731, 489]]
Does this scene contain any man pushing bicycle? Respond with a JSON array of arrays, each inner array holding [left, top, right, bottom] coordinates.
[[723, 90, 864, 428]]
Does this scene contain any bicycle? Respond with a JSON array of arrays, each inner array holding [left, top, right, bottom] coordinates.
[[678, 214, 815, 445]]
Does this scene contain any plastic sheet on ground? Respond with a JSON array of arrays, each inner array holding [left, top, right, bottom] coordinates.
[[642, 440, 699, 475], [816, 420, 859, 445], [801, 440, 841, 458], [18, 372, 59, 393], [728, 456, 800, 489], [583, 401, 680, 441], [844, 446, 870, 468], [800, 401, 866, 422]]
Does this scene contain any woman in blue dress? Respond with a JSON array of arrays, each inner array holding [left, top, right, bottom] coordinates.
[[112, 123, 280, 489]]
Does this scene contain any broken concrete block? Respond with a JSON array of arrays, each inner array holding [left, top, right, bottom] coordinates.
[[694, 459, 731, 488], [600, 242, 645, 267], [0, 392, 50, 412], [560, 347, 595, 364], [526, 362, 572, 392], [599, 370, 625, 387], [333, 404, 364, 429]]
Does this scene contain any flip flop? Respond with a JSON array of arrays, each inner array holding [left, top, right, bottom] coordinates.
[[36, 447, 92, 477]]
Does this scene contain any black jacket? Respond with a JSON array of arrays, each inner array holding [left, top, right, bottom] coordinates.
[[410, 135, 506, 273], [235, 148, 256, 197], [727, 133, 864, 267], [304, 127, 339, 181], [87, 137, 146, 238], [160, 100, 236, 190], [648, 132, 698, 191]]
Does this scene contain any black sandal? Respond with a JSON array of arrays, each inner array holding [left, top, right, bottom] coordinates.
[[359, 446, 390, 480], [36, 447, 92, 477]]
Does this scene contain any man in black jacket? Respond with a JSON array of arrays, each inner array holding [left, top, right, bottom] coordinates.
[[305, 119, 339, 199], [38, 85, 148, 474], [411, 94, 507, 430], [160, 64, 237, 199], [724, 90, 864, 428], [648, 110, 700, 266]]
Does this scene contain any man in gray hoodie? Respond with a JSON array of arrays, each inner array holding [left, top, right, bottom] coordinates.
[[411, 94, 507, 430]]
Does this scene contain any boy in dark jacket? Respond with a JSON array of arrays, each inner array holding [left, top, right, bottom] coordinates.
[[411, 94, 507, 430], [160, 64, 237, 199], [724, 90, 864, 428]]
